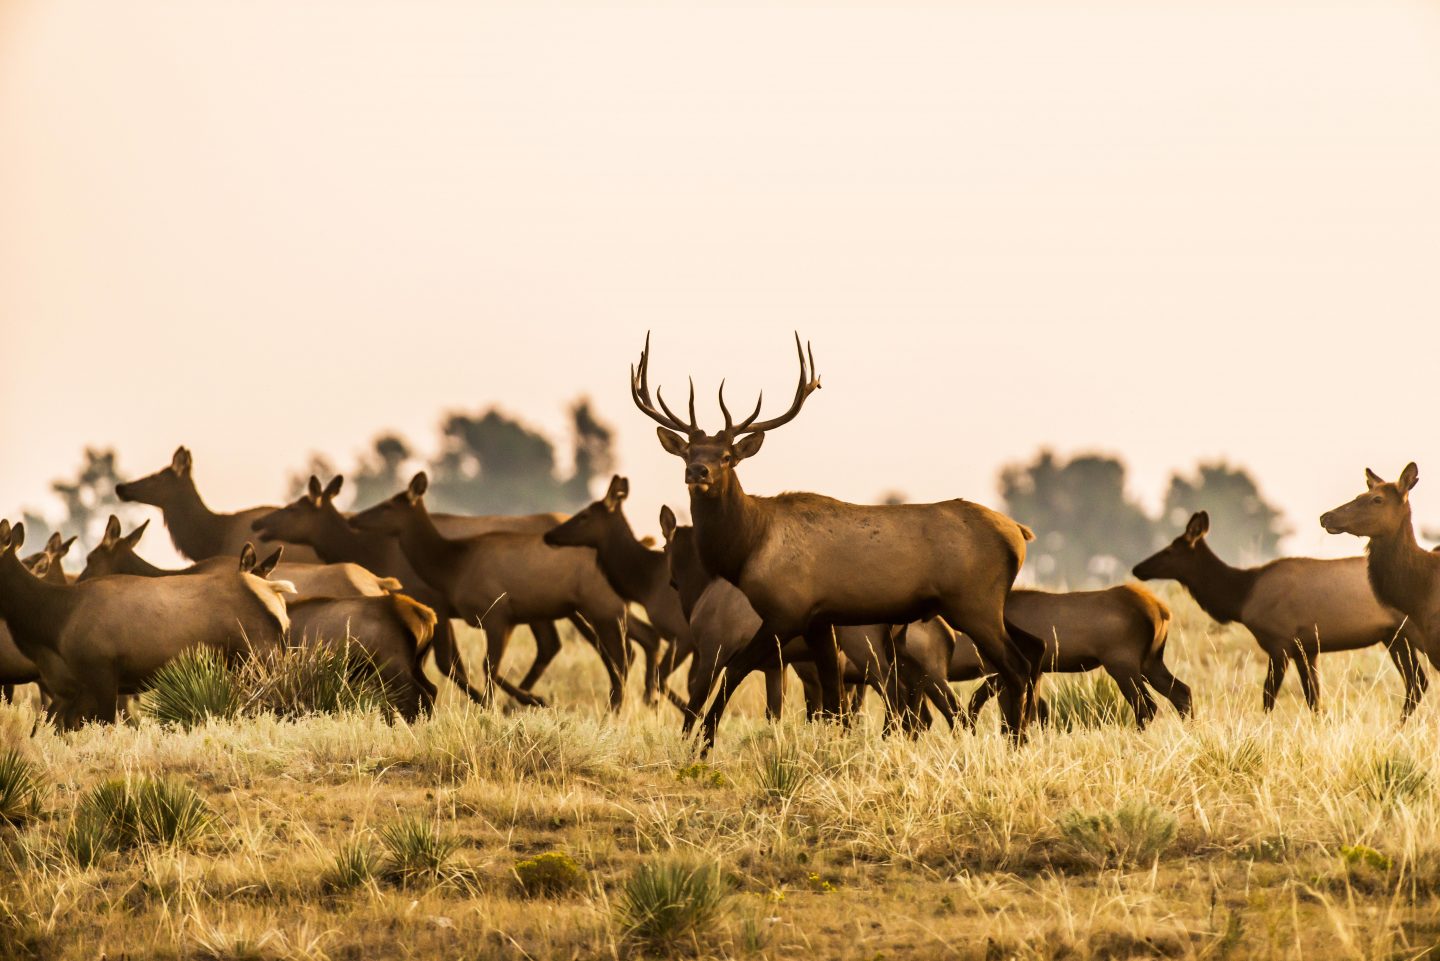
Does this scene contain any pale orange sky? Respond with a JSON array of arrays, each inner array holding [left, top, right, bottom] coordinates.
[[3, 0, 1439, 561]]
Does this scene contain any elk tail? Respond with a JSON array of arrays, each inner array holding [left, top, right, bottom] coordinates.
[[1017, 523, 1036, 542]]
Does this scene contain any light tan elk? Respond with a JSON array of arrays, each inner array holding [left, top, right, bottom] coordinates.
[[1135, 511, 1423, 718], [1322, 463, 1440, 675], [544, 476, 694, 710], [631, 334, 1043, 747], [0, 521, 288, 728], [350, 473, 637, 710], [285, 593, 439, 721], [944, 585, 1190, 730], [253, 476, 663, 704], [80, 515, 399, 598]]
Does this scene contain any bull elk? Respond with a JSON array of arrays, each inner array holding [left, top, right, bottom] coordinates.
[[632, 334, 1043, 747], [1135, 511, 1423, 718], [1322, 463, 1440, 677], [0, 520, 289, 729], [350, 473, 639, 710]]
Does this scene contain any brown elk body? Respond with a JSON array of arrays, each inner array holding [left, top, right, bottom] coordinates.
[[350, 474, 637, 710], [0, 551, 56, 701], [544, 476, 692, 709], [1321, 463, 1440, 675], [0, 522, 288, 728], [1135, 511, 1422, 717], [285, 594, 439, 721], [631, 334, 1042, 747], [950, 585, 1190, 729]]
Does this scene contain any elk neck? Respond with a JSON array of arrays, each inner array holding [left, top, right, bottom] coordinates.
[[1172, 539, 1259, 625], [393, 504, 467, 595], [310, 503, 386, 569], [1363, 505, 1437, 619], [690, 473, 769, 585], [155, 475, 231, 560], [594, 511, 668, 602], [0, 548, 74, 649]]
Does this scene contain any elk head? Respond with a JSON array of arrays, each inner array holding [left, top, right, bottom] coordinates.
[[115, 446, 192, 505], [253, 475, 345, 542], [349, 472, 429, 536], [631, 333, 820, 498], [78, 515, 151, 580], [1321, 463, 1419, 539], [1132, 511, 1211, 581], [544, 475, 630, 548]]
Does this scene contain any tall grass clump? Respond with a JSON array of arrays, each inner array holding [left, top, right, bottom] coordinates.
[[64, 776, 211, 864], [378, 815, 458, 886], [0, 748, 44, 825], [1046, 675, 1130, 731], [238, 642, 392, 721], [1059, 801, 1177, 869], [324, 838, 380, 893], [616, 856, 729, 951], [140, 646, 240, 729], [1353, 747, 1429, 806], [751, 739, 810, 802]]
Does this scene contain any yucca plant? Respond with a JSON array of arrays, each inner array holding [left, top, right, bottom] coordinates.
[[324, 838, 380, 893], [378, 815, 458, 886], [69, 775, 211, 859], [1355, 748, 1429, 806], [238, 642, 392, 720], [616, 856, 729, 950], [140, 646, 240, 729], [0, 748, 44, 825], [752, 740, 809, 802]]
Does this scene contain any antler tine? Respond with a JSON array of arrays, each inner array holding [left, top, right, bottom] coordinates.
[[730, 332, 819, 435], [630, 333, 699, 434]]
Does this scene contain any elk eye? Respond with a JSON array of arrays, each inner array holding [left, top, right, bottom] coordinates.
[[1373, 495, 1384, 504]]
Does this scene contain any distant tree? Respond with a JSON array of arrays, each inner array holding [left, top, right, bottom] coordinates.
[[999, 449, 1157, 587], [562, 400, 616, 506], [19, 447, 141, 556], [878, 490, 908, 506], [347, 434, 415, 511], [1161, 462, 1287, 563]]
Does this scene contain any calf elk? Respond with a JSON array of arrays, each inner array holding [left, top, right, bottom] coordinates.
[[632, 333, 1042, 747], [1135, 511, 1423, 718]]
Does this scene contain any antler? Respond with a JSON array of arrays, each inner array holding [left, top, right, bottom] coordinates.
[[631, 333, 700, 435], [723, 333, 821, 437]]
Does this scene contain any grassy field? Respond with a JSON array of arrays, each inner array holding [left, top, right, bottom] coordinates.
[[4, 585, 1440, 960]]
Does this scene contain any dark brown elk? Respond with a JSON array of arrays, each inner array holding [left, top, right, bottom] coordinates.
[[948, 585, 1190, 730], [0, 521, 289, 728], [252, 476, 662, 705], [544, 476, 692, 709], [80, 515, 400, 598], [0, 551, 56, 702], [350, 473, 637, 710], [631, 334, 1042, 747], [23, 532, 77, 584], [115, 446, 324, 562], [285, 593, 439, 721], [1321, 463, 1440, 677], [1135, 510, 1423, 717]]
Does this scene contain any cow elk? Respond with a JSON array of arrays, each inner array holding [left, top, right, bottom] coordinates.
[[632, 333, 1042, 747], [1135, 511, 1423, 718]]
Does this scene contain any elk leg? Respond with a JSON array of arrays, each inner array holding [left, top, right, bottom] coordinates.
[[594, 617, 630, 712], [0, 685, 10, 703], [699, 622, 792, 751], [966, 675, 1003, 727], [681, 643, 724, 734], [1140, 656, 1193, 719], [1383, 634, 1427, 721], [515, 621, 562, 699], [1293, 647, 1321, 711], [805, 623, 844, 720], [657, 633, 696, 712], [429, 616, 490, 705], [478, 616, 548, 708], [1105, 665, 1157, 730], [763, 666, 785, 720], [1261, 650, 1289, 712], [625, 617, 663, 705], [944, 610, 1034, 740]]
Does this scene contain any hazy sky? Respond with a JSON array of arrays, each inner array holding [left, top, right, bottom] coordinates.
[[3, 0, 1439, 562]]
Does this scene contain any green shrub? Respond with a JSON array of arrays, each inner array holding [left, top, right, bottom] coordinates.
[[1059, 801, 1177, 868], [752, 741, 809, 802], [378, 816, 457, 886], [674, 761, 727, 788], [140, 646, 240, 729], [238, 642, 392, 721], [66, 776, 211, 862], [513, 850, 588, 898], [0, 749, 43, 825], [325, 839, 380, 892], [1047, 675, 1130, 731], [616, 856, 728, 950]]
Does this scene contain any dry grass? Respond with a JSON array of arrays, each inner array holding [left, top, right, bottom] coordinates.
[[4, 586, 1440, 959]]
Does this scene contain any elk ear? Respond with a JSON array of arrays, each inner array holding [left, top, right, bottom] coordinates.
[[1398, 462, 1420, 495], [323, 476, 344, 500], [122, 519, 150, 549], [239, 543, 257, 573], [408, 472, 429, 501], [659, 505, 677, 542], [307, 475, 323, 500], [0, 519, 10, 550], [1366, 468, 1386, 490], [254, 547, 283, 578], [8, 523, 24, 550], [171, 446, 192, 474], [57, 536, 77, 559], [733, 432, 765, 461], [101, 515, 122, 547], [1184, 511, 1209, 544], [45, 532, 63, 553], [656, 428, 688, 458], [604, 475, 628, 511]]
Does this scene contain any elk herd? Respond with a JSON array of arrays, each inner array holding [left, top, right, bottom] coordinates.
[[1, 335, 1435, 750]]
